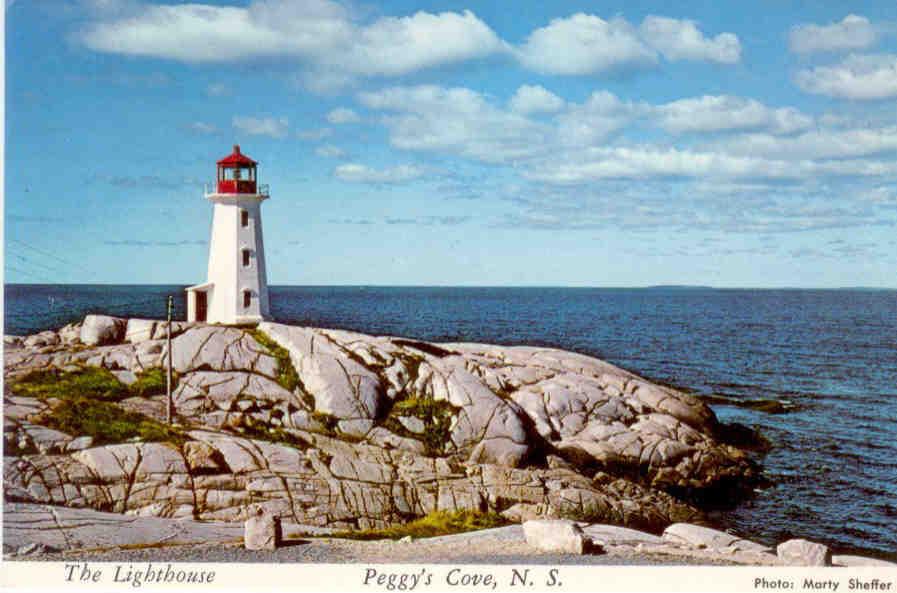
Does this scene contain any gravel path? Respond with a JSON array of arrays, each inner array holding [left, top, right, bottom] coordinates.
[[32, 534, 734, 566]]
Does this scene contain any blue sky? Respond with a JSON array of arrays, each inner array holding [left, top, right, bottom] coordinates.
[[5, 0, 897, 287]]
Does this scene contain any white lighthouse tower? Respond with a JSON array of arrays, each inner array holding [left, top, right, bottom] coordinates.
[[186, 145, 270, 325]]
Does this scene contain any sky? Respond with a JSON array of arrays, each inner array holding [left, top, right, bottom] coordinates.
[[4, 0, 897, 287]]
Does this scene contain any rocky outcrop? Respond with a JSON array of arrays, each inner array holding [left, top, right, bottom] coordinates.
[[3, 419, 700, 531], [4, 316, 760, 536]]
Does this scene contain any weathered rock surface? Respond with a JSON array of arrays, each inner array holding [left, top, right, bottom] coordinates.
[[2, 502, 244, 554], [662, 522, 771, 553], [776, 538, 831, 566], [4, 316, 761, 538]]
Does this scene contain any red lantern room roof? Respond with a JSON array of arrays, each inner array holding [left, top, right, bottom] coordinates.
[[217, 145, 257, 167]]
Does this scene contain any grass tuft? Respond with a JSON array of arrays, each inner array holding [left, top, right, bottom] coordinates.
[[247, 330, 309, 402], [333, 510, 507, 541], [10, 367, 185, 445], [10, 368, 129, 401], [129, 368, 168, 398], [35, 396, 185, 446]]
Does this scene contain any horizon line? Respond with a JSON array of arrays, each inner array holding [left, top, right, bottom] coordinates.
[[4, 282, 896, 291]]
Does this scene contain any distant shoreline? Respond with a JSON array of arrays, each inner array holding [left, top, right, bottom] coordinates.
[[4, 283, 897, 291]]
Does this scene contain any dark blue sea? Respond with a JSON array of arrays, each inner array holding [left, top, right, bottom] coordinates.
[[4, 284, 896, 559]]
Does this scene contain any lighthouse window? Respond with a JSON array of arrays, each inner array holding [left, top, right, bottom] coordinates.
[[242, 249, 251, 267], [241, 210, 249, 227], [243, 290, 251, 308]]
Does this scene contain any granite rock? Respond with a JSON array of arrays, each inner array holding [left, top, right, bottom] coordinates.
[[523, 519, 598, 554], [3, 317, 761, 536], [776, 538, 831, 566], [80, 315, 127, 346]]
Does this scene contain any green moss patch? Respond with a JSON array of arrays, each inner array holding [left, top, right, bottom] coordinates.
[[9, 367, 185, 446], [383, 396, 458, 456], [10, 368, 129, 402], [35, 397, 185, 446], [129, 368, 168, 398], [333, 510, 507, 541], [9, 367, 174, 401]]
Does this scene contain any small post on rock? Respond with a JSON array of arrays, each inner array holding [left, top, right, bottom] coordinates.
[[166, 295, 174, 425]]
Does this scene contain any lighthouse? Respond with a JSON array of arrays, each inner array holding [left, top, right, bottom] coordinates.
[[186, 145, 270, 325]]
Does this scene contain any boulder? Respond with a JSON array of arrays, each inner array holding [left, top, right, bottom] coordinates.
[[80, 315, 126, 346], [776, 539, 831, 566], [663, 523, 771, 553], [125, 319, 157, 343], [523, 519, 600, 555], [244, 505, 282, 550]]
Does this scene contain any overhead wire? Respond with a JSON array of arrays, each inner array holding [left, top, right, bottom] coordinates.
[[4, 265, 57, 283], [8, 237, 93, 274], [6, 249, 71, 276]]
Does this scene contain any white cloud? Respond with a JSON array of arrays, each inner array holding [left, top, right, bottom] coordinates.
[[516, 14, 656, 75], [355, 83, 897, 193], [717, 126, 897, 160], [187, 121, 218, 134], [655, 95, 812, 134], [789, 15, 878, 55], [556, 91, 640, 146], [640, 16, 741, 63], [326, 107, 360, 124], [509, 85, 565, 115], [232, 115, 289, 138], [358, 85, 549, 163], [795, 54, 897, 99], [523, 146, 795, 183], [315, 144, 345, 158], [334, 163, 425, 184], [523, 145, 897, 184], [339, 9, 506, 76], [79, 0, 504, 83]]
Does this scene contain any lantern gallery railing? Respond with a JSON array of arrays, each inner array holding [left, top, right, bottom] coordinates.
[[205, 182, 269, 197]]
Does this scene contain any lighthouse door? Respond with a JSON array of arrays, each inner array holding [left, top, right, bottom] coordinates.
[[195, 291, 208, 322]]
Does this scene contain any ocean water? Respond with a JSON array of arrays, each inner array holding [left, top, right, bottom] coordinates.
[[4, 284, 896, 558]]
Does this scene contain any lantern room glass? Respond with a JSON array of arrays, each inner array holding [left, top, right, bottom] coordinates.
[[216, 165, 257, 193]]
